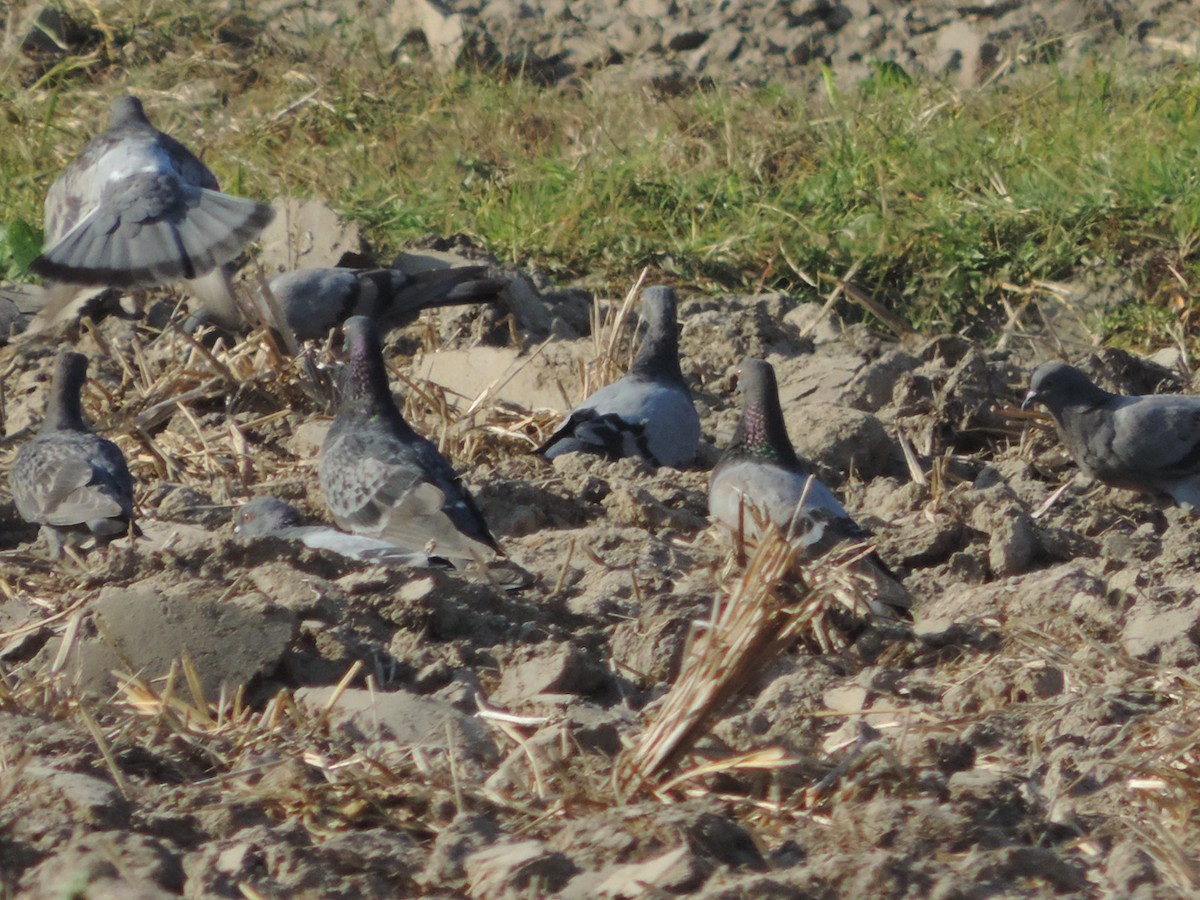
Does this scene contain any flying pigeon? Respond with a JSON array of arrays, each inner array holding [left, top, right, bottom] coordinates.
[[234, 496, 447, 566], [709, 358, 910, 619], [318, 316, 500, 566], [1023, 360, 1200, 509], [10, 351, 136, 555], [537, 285, 700, 468], [30, 93, 273, 327], [262, 265, 506, 341]]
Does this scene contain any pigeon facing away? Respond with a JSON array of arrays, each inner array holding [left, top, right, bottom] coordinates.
[[30, 94, 273, 327], [263, 265, 506, 341], [318, 316, 500, 566], [10, 352, 135, 555], [537, 285, 700, 468], [235, 496, 447, 567], [709, 358, 910, 619], [1023, 360, 1200, 509]]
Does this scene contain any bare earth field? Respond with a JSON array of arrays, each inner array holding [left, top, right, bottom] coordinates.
[[4, 2, 1200, 898]]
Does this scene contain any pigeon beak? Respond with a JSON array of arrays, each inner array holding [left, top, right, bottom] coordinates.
[[1021, 389, 1038, 411]]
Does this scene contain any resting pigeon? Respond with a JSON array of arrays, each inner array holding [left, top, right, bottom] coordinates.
[[10, 351, 136, 555], [263, 265, 506, 341], [30, 93, 273, 327], [318, 316, 500, 566], [1023, 360, 1200, 508], [234, 496, 447, 566], [709, 358, 910, 618], [537, 285, 700, 468]]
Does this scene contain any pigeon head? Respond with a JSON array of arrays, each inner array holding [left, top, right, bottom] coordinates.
[[42, 351, 90, 434], [727, 358, 800, 466], [630, 285, 683, 380], [235, 497, 304, 536], [1023, 362, 1113, 415], [109, 94, 150, 129]]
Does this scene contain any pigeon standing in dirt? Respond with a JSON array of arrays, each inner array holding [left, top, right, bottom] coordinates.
[[1023, 360, 1200, 509], [709, 358, 910, 618], [10, 352, 135, 555], [319, 316, 500, 566], [235, 496, 447, 566], [263, 265, 506, 341], [537, 285, 700, 468], [30, 93, 273, 327]]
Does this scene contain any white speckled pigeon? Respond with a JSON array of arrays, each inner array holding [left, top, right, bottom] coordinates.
[[319, 316, 500, 566], [537, 285, 700, 468], [709, 358, 910, 619], [1024, 360, 1200, 509], [235, 496, 448, 567], [30, 94, 273, 327], [10, 352, 135, 555], [264, 265, 506, 341]]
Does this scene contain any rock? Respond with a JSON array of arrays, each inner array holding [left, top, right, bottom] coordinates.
[[464, 840, 578, 898], [585, 846, 711, 897], [986, 511, 1041, 578], [290, 420, 330, 458], [296, 686, 499, 766], [14, 765, 129, 829], [56, 582, 295, 698], [936, 21, 985, 87], [385, 0, 468, 71], [421, 813, 501, 884], [845, 349, 921, 412], [1121, 601, 1200, 665], [18, 832, 183, 900], [414, 344, 578, 413], [258, 197, 368, 274], [492, 643, 608, 707], [317, 828, 424, 886], [787, 403, 897, 479]]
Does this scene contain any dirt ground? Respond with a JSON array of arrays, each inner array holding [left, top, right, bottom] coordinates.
[[6, 2, 1200, 898], [2, 244, 1198, 897]]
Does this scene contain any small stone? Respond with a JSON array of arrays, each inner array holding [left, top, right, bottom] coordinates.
[[492, 643, 608, 706], [464, 840, 578, 899]]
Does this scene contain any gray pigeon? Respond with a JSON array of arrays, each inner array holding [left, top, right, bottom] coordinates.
[[234, 496, 446, 566], [709, 358, 910, 619], [537, 285, 700, 468], [10, 351, 136, 555], [264, 265, 506, 341], [30, 94, 273, 327], [1023, 360, 1200, 508], [318, 316, 500, 565]]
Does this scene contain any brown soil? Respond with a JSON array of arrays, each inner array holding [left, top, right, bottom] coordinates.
[[1, 271, 1197, 897]]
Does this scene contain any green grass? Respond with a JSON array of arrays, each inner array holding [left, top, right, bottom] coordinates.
[[6, 4, 1200, 346]]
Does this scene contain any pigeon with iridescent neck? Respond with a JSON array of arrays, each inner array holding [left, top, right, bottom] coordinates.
[[30, 93, 273, 328], [10, 352, 135, 555], [318, 316, 500, 566], [537, 285, 700, 468], [709, 358, 910, 619]]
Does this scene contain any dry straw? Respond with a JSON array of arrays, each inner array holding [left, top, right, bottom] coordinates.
[[619, 522, 874, 799]]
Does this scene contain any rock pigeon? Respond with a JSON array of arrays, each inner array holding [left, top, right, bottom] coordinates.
[[234, 496, 447, 566], [709, 358, 910, 618], [263, 265, 506, 341], [10, 351, 136, 555], [1023, 360, 1200, 509], [30, 93, 273, 327], [318, 316, 500, 566], [537, 285, 700, 468]]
